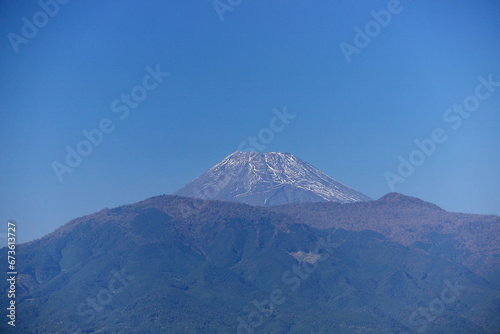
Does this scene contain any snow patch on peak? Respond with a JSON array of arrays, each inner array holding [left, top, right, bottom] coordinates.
[[175, 151, 371, 206]]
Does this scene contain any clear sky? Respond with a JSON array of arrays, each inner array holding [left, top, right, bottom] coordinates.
[[1, 0, 499, 244]]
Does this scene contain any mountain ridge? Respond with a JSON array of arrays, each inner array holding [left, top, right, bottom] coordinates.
[[4, 194, 499, 333], [271, 193, 500, 281]]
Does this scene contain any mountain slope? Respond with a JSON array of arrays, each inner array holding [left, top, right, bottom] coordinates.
[[271, 193, 500, 283], [2, 195, 499, 333], [174, 151, 371, 206]]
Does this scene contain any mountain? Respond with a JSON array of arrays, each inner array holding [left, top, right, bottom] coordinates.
[[2, 195, 499, 333], [174, 151, 371, 206], [271, 193, 500, 283]]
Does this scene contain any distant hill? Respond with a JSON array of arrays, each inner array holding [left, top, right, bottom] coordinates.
[[271, 192, 500, 283], [174, 151, 371, 206], [2, 195, 499, 333]]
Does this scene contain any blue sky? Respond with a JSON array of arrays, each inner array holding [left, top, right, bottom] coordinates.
[[1, 0, 499, 244]]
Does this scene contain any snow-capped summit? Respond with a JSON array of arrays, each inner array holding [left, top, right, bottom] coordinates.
[[174, 151, 371, 206]]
